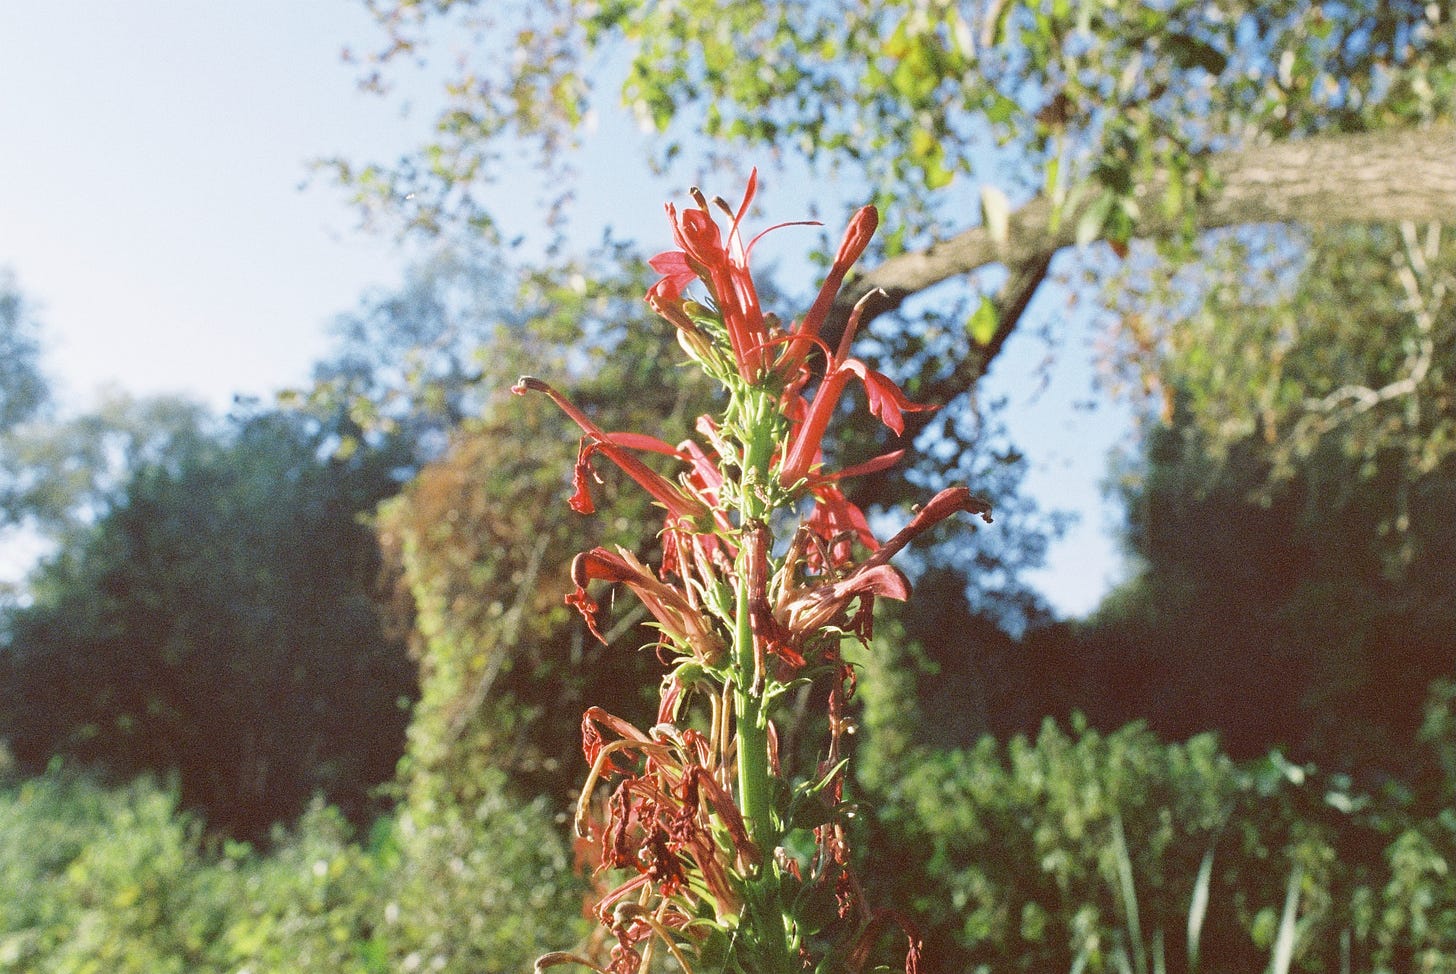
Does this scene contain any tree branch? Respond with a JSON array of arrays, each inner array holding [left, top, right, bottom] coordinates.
[[832, 124, 1455, 508], [829, 125, 1456, 392], [849, 252, 1053, 508]]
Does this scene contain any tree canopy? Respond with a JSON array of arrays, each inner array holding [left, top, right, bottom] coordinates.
[[1, 405, 415, 838], [0, 272, 53, 536], [0, 271, 47, 439], [335, 0, 1455, 511], [344, 0, 1454, 251]]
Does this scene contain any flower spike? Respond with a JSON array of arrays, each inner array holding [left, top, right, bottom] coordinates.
[[536, 178, 982, 974]]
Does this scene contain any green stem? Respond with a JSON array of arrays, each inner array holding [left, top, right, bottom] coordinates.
[[733, 386, 777, 849], [729, 393, 796, 973], [734, 577, 772, 846]]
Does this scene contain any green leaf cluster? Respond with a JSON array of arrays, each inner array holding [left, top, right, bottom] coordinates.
[[0, 768, 580, 974], [858, 711, 1456, 974], [342, 0, 1452, 252]]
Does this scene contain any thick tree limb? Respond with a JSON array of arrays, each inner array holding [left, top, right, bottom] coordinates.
[[833, 124, 1455, 507], [832, 125, 1456, 372]]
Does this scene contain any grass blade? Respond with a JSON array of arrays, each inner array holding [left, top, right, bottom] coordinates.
[[1270, 860, 1304, 974], [1187, 841, 1216, 974], [1110, 810, 1147, 974]]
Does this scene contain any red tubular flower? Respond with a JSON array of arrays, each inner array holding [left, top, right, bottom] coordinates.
[[646, 249, 698, 298], [779, 292, 937, 487], [648, 169, 820, 384], [782, 563, 911, 637], [804, 484, 878, 568], [646, 273, 717, 364], [858, 486, 994, 572], [512, 376, 709, 523], [780, 487, 993, 641], [653, 173, 769, 381], [778, 204, 879, 379]]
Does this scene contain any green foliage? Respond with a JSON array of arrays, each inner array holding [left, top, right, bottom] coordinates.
[[0, 406, 415, 838], [859, 714, 1456, 974], [1051, 225, 1456, 780], [343, 1, 1451, 246], [376, 254, 716, 809], [0, 772, 232, 973], [854, 602, 1456, 973], [1069, 425, 1456, 777], [0, 270, 47, 440], [1, 392, 210, 542], [296, 250, 528, 469], [0, 270, 52, 544], [373, 769, 588, 973], [215, 799, 386, 974], [4, 690, 1455, 972], [0, 768, 581, 973], [1108, 225, 1456, 521]]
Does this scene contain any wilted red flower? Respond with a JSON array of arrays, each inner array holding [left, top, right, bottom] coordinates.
[[568, 546, 725, 664]]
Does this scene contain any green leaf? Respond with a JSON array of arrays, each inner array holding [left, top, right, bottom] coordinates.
[[790, 795, 834, 831], [1076, 190, 1118, 247], [698, 927, 731, 971], [969, 295, 999, 346], [986, 93, 1019, 125], [792, 879, 840, 936], [924, 155, 954, 190]]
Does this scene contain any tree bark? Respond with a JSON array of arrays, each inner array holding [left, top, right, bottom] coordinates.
[[832, 123, 1456, 507]]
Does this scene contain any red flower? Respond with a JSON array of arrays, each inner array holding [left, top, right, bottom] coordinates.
[[779, 292, 937, 487], [778, 487, 993, 645], [648, 169, 825, 385], [652, 172, 772, 382], [512, 376, 709, 524], [777, 204, 879, 379], [858, 486, 994, 571], [803, 484, 879, 568]]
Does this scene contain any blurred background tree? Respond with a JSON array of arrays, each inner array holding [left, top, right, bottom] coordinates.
[[1074, 223, 1456, 778], [0, 272, 47, 447], [0, 401, 415, 839]]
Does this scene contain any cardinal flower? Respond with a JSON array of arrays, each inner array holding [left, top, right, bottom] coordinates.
[[649, 170, 783, 383], [779, 488, 992, 645], [776, 203, 880, 379], [779, 291, 937, 488], [535, 176, 991, 974], [511, 377, 710, 525]]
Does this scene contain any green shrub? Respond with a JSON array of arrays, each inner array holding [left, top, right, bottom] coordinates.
[[0, 771, 234, 973], [6, 711, 1452, 973], [0, 768, 583, 973], [862, 716, 1456, 974], [374, 770, 589, 974], [216, 799, 386, 974]]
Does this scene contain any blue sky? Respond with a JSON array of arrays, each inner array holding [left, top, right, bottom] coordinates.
[[0, 4, 1129, 616]]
